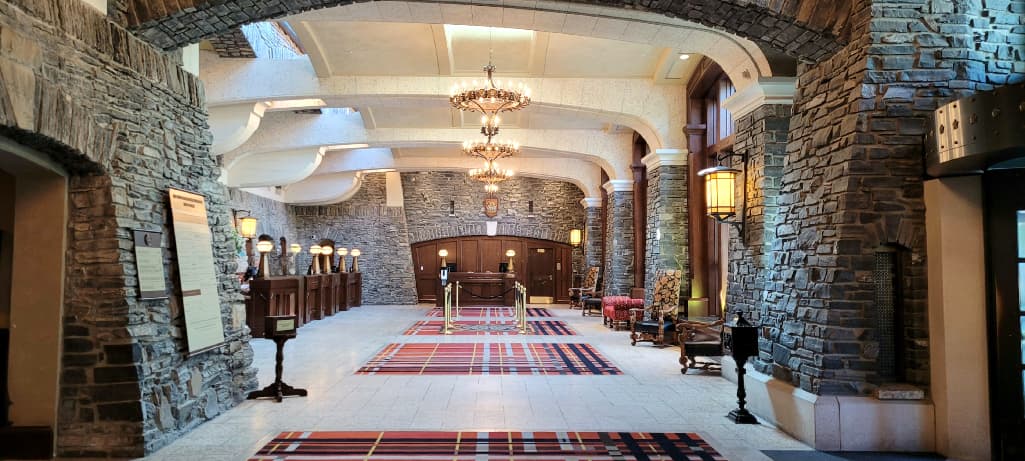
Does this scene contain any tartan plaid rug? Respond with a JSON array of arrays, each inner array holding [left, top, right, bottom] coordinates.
[[250, 431, 728, 460], [403, 320, 576, 336], [425, 306, 553, 317], [356, 343, 621, 375]]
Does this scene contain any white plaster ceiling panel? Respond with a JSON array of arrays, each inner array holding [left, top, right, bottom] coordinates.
[[447, 25, 533, 74], [621, 21, 661, 44], [370, 106, 455, 128], [502, 8, 536, 30], [531, 11, 567, 33], [560, 14, 598, 36], [283, 171, 361, 204], [543, 34, 661, 78], [406, 2, 444, 23], [470, 5, 505, 28], [591, 17, 630, 41], [308, 22, 440, 76]]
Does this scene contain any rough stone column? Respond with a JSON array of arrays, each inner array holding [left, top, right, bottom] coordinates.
[[580, 198, 603, 274], [602, 180, 635, 296], [642, 149, 689, 308]]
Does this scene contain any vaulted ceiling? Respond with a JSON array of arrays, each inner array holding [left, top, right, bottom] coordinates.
[[199, 2, 779, 204]]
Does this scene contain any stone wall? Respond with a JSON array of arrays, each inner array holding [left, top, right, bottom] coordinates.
[[725, 104, 790, 327], [644, 163, 690, 306], [602, 191, 635, 295], [401, 172, 586, 275], [292, 174, 418, 305], [0, 0, 255, 456], [731, 0, 1025, 396], [227, 188, 298, 275]]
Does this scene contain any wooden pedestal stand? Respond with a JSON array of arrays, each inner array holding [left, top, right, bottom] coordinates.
[[247, 335, 307, 402]]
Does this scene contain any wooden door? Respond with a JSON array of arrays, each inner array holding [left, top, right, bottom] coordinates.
[[984, 169, 1025, 460], [480, 239, 502, 273], [414, 243, 438, 302], [527, 247, 555, 300]]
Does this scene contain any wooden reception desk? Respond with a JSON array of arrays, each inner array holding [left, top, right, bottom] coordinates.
[[436, 272, 516, 307]]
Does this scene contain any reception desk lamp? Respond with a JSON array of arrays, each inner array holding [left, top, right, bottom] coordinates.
[[255, 235, 274, 278], [505, 249, 516, 271], [309, 245, 322, 274], [321, 245, 334, 273], [350, 248, 361, 272], [438, 249, 449, 268], [336, 247, 348, 272]]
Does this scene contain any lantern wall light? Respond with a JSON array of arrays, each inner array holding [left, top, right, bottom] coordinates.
[[569, 229, 582, 247], [697, 150, 747, 238]]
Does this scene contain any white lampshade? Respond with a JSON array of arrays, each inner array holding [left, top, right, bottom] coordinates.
[[438, 249, 449, 258], [337, 247, 348, 256], [256, 240, 274, 253], [350, 249, 361, 257], [698, 165, 740, 221], [289, 243, 301, 254], [505, 249, 515, 257], [309, 245, 322, 255]]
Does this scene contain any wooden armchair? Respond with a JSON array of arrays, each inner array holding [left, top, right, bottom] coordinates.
[[677, 319, 725, 373], [630, 269, 682, 346], [569, 266, 599, 309]]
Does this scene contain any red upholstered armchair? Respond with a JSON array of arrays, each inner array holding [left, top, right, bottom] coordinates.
[[602, 295, 644, 330]]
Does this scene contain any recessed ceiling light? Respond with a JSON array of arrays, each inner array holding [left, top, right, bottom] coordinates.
[[679, 53, 691, 60]]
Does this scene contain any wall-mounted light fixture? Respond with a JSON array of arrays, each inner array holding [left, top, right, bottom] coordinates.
[[438, 249, 449, 268], [255, 234, 274, 278], [697, 150, 747, 237], [232, 209, 258, 239], [569, 229, 582, 247]]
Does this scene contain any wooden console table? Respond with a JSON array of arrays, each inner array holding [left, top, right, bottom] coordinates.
[[436, 272, 515, 306]]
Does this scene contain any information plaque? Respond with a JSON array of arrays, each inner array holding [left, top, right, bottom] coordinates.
[[168, 188, 226, 354], [133, 230, 167, 300]]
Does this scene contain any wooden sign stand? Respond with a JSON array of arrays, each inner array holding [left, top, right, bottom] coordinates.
[[247, 315, 307, 402]]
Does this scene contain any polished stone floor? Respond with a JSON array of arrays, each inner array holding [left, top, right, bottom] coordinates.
[[143, 304, 814, 460]]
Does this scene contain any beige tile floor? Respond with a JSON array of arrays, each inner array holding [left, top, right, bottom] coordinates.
[[143, 304, 814, 460]]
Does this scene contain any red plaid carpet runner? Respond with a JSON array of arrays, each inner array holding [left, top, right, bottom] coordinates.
[[356, 343, 621, 375], [403, 320, 576, 336], [250, 431, 728, 460], [425, 306, 553, 317]]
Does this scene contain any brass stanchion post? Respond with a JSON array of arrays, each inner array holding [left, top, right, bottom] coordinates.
[[444, 284, 453, 335]]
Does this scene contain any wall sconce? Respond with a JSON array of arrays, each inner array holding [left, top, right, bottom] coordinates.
[[505, 249, 516, 271], [232, 209, 258, 239], [337, 247, 348, 272], [697, 150, 747, 236], [350, 249, 361, 272], [569, 229, 582, 247], [309, 245, 322, 274], [255, 234, 274, 278], [438, 249, 448, 267]]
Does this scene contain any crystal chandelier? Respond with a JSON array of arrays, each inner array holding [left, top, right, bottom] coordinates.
[[449, 64, 531, 116], [463, 139, 519, 162], [468, 160, 513, 184]]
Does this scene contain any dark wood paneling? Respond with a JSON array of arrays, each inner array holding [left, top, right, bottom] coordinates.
[[411, 236, 572, 304], [458, 239, 480, 272], [480, 239, 502, 273]]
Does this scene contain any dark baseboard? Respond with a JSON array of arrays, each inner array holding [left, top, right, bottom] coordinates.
[[0, 426, 53, 459]]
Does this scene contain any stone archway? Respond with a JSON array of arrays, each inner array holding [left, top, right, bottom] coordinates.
[[123, 0, 853, 62]]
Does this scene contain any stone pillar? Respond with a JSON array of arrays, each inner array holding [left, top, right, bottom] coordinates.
[[602, 180, 635, 296], [580, 198, 603, 273], [642, 149, 689, 308], [721, 78, 795, 374]]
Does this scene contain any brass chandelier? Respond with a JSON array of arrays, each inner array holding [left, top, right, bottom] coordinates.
[[468, 160, 513, 184], [449, 64, 531, 116]]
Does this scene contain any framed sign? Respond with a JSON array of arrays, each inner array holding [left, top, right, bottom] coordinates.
[[483, 197, 499, 218], [168, 188, 226, 354], [133, 230, 168, 300]]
